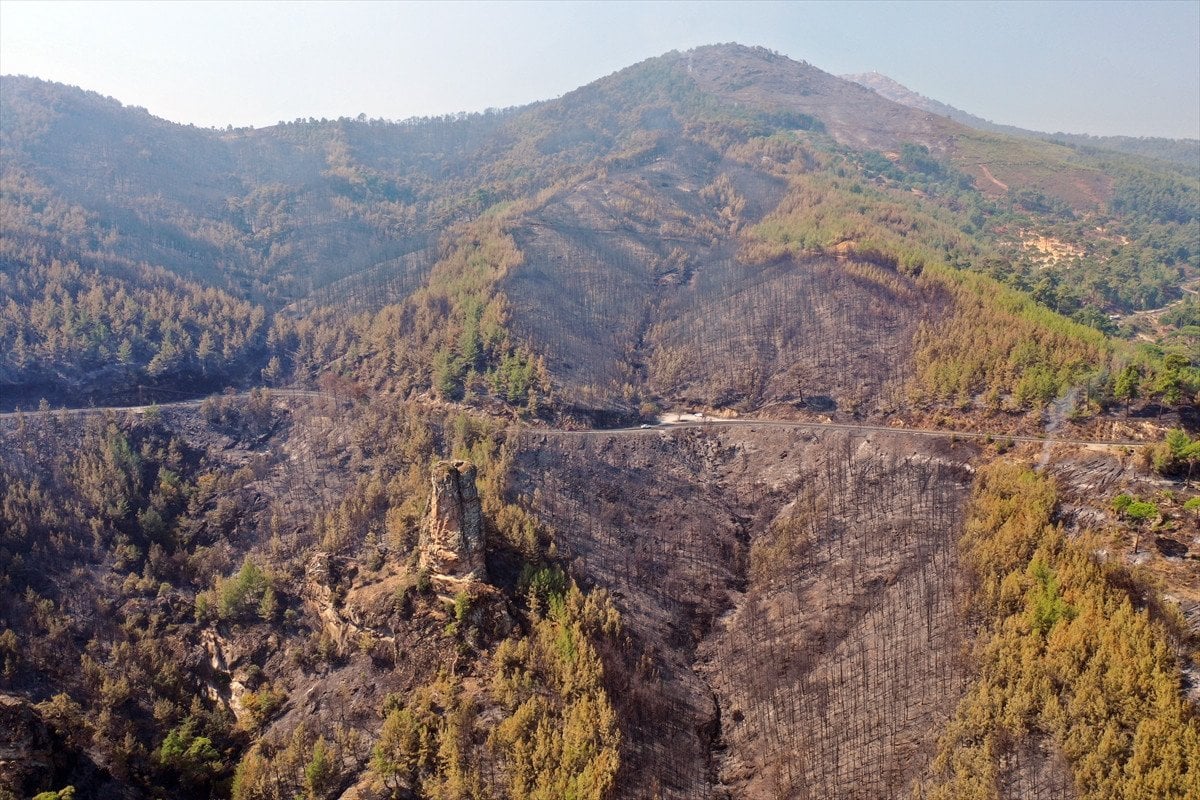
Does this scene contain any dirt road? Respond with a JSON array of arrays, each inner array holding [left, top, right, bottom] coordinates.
[[0, 390, 1155, 448], [0, 388, 327, 420], [561, 416, 1153, 448]]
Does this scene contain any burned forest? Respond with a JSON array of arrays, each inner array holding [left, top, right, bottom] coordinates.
[[2, 41, 1199, 800]]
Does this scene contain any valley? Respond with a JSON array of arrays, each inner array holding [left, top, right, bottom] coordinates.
[[515, 425, 975, 798]]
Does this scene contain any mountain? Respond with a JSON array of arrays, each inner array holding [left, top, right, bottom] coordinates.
[[5, 44, 1196, 414], [844, 70, 1200, 172], [1, 43, 1199, 800]]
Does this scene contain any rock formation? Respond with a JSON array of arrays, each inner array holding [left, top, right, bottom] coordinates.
[[0, 694, 49, 797], [419, 460, 486, 588]]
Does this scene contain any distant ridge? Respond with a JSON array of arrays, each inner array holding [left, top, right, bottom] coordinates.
[[844, 70, 1200, 172]]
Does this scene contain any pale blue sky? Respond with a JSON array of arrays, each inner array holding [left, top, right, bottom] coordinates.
[[1, 0, 1197, 138]]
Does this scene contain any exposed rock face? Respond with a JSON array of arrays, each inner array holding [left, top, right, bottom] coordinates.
[[419, 460, 486, 587], [0, 693, 54, 798]]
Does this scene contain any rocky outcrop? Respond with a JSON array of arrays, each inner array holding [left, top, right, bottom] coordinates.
[[199, 629, 252, 725], [419, 460, 486, 589], [0, 693, 54, 797], [0, 693, 117, 799]]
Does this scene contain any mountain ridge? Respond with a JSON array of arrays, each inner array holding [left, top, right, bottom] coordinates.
[[843, 69, 1200, 172]]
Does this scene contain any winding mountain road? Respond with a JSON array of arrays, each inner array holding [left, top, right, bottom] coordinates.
[[0, 388, 327, 420], [0, 390, 1156, 448], [558, 417, 1153, 448]]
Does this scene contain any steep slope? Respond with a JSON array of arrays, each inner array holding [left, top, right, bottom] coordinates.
[[0, 396, 625, 800], [513, 426, 975, 799], [499, 131, 946, 416]]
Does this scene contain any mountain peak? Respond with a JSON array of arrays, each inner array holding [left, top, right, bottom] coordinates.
[[668, 45, 962, 155]]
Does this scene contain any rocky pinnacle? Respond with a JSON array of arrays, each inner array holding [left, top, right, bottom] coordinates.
[[419, 460, 486, 588]]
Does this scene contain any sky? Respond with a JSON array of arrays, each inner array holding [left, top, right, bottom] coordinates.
[[1, 0, 1197, 139]]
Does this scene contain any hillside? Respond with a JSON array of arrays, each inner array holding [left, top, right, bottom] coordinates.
[[2, 43, 1199, 800], [4, 45, 1197, 417]]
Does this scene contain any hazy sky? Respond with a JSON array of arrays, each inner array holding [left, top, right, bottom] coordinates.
[[1, 0, 1197, 138]]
